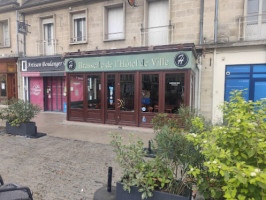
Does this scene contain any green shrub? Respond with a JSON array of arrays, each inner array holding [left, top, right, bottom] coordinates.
[[110, 134, 174, 199], [151, 113, 180, 131], [0, 99, 41, 126], [153, 125, 204, 195], [152, 105, 212, 133], [187, 90, 266, 199]]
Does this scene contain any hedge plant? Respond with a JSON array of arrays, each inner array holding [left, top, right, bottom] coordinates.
[[187, 90, 266, 199]]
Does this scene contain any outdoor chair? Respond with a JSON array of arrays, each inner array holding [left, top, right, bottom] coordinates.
[[0, 175, 33, 200]]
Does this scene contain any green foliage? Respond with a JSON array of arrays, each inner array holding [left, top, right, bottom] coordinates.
[[187, 90, 266, 199], [110, 134, 174, 199], [151, 105, 212, 134], [0, 99, 41, 126], [151, 113, 180, 131], [153, 125, 204, 195]]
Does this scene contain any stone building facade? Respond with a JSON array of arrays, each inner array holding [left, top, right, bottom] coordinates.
[[0, 0, 265, 124]]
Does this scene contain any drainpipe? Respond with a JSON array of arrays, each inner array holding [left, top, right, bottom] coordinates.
[[200, 0, 204, 44], [214, 0, 219, 43], [22, 14, 26, 57], [16, 10, 19, 56]]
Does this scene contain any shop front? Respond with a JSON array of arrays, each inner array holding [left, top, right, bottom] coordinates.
[[0, 57, 18, 104], [65, 46, 199, 127], [21, 56, 66, 112]]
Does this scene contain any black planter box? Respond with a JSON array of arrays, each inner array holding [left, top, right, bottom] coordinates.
[[116, 182, 190, 200], [6, 122, 37, 136]]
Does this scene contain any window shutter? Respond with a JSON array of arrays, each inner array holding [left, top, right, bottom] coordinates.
[[148, 0, 169, 45], [108, 7, 124, 39]]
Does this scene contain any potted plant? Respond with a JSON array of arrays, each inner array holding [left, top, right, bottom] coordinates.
[[0, 99, 41, 137], [187, 90, 266, 199], [111, 112, 204, 200]]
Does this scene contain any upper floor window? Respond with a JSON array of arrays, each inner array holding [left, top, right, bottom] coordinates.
[[71, 12, 87, 43], [104, 3, 125, 41], [0, 20, 10, 47], [42, 18, 54, 55], [147, 0, 169, 46], [247, 0, 266, 23], [244, 0, 266, 40]]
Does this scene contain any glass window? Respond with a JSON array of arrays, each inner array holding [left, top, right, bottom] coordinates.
[[120, 74, 134, 111], [165, 73, 184, 113], [226, 65, 250, 73], [107, 75, 115, 110], [0, 75, 7, 97], [225, 79, 250, 102], [44, 23, 53, 45], [70, 75, 84, 109], [106, 6, 124, 40], [87, 75, 101, 109], [72, 12, 86, 42], [74, 18, 86, 41], [141, 74, 159, 112], [253, 64, 266, 72], [0, 20, 9, 47]]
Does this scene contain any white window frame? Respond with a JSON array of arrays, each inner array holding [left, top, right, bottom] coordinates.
[[42, 18, 54, 45], [103, 2, 125, 41], [0, 19, 10, 48], [70, 10, 87, 44], [41, 17, 55, 55]]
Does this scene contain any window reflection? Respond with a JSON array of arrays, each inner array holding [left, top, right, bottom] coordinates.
[[70, 75, 84, 109], [87, 75, 101, 109], [120, 74, 134, 111], [165, 73, 184, 113], [107, 75, 115, 110], [0, 75, 7, 97], [141, 74, 159, 112]]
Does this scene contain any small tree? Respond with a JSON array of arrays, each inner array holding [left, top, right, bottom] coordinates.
[[187, 90, 266, 199]]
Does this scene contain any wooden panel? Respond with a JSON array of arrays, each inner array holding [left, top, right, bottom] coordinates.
[[105, 111, 116, 124], [86, 110, 102, 122], [119, 112, 136, 126], [69, 109, 84, 121], [139, 113, 156, 127], [0, 63, 7, 72]]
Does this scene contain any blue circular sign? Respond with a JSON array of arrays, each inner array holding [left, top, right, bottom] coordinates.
[[174, 53, 189, 67]]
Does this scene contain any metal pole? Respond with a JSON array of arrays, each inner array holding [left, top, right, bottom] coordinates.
[[148, 140, 152, 154], [107, 167, 112, 192]]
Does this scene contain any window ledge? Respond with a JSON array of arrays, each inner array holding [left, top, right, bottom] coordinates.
[[0, 45, 11, 49], [69, 41, 88, 45], [103, 38, 125, 42]]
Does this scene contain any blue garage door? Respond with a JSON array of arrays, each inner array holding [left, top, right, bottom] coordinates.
[[225, 64, 266, 102]]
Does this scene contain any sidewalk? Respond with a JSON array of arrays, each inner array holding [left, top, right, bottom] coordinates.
[[34, 112, 154, 145], [0, 112, 155, 200]]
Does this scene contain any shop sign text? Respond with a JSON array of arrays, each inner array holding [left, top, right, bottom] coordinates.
[[66, 51, 193, 72]]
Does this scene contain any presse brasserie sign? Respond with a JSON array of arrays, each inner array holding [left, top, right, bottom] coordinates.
[[66, 51, 192, 72]]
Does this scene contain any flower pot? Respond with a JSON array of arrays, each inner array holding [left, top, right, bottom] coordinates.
[[116, 182, 191, 200], [6, 122, 37, 137]]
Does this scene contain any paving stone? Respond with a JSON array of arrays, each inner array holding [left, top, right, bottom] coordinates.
[[0, 134, 121, 200]]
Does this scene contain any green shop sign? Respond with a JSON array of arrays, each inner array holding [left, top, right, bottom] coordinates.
[[65, 51, 195, 72]]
